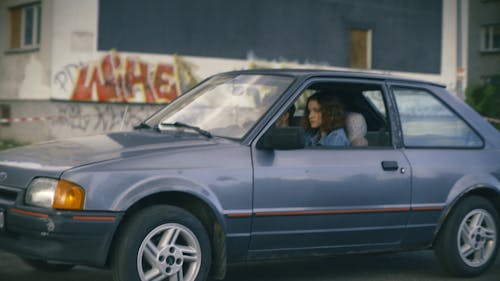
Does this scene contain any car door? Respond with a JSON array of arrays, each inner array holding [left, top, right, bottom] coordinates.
[[249, 79, 412, 256]]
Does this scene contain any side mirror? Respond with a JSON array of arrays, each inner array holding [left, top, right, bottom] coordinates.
[[257, 127, 306, 150]]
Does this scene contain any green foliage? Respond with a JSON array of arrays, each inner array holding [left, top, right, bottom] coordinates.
[[465, 82, 500, 130], [0, 139, 25, 151]]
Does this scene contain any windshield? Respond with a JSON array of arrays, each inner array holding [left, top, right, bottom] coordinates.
[[145, 74, 294, 139]]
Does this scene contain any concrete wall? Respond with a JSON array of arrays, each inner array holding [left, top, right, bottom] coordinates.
[[0, 100, 161, 143]]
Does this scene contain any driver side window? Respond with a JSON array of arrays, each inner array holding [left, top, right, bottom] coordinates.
[[275, 81, 391, 149]]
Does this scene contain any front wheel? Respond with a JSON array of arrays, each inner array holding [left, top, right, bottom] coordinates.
[[112, 205, 211, 281], [435, 196, 499, 277]]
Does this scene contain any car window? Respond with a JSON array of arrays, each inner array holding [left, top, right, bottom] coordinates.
[[392, 87, 483, 148], [281, 82, 392, 148]]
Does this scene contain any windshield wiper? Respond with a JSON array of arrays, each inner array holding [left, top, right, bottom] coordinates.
[[160, 122, 212, 138], [134, 122, 154, 130]]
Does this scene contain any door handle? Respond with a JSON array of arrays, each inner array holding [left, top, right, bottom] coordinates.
[[381, 161, 399, 171]]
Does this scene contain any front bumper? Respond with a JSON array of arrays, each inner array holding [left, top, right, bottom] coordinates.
[[0, 206, 123, 267]]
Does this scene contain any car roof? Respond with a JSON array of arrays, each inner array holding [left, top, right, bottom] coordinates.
[[221, 68, 446, 88]]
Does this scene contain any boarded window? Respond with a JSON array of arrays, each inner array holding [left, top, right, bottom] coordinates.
[[9, 8, 22, 49], [349, 29, 372, 69]]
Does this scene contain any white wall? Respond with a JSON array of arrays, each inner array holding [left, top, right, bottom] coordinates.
[[51, 0, 99, 101], [440, 0, 459, 92]]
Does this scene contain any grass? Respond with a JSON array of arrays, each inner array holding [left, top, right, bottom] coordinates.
[[0, 139, 26, 151]]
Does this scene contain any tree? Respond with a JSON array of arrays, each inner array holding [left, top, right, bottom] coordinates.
[[465, 82, 500, 130]]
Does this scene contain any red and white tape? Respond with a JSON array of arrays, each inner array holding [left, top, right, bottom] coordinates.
[[0, 115, 78, 124], [2, 114, 500, 125]]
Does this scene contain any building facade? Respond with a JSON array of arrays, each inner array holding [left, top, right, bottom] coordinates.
[[0, 0, 472, 143], [467, 0, 500, 86]]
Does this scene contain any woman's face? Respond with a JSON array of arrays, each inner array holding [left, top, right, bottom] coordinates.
[[308, 99, 322, 129]]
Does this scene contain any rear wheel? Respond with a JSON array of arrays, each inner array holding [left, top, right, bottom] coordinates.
[[22, 258, 75, 272], [111, 205, 211, 281], [435, 196, 499, 277]]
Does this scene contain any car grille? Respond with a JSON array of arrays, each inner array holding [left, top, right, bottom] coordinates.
[[0, 185, 19, 205]]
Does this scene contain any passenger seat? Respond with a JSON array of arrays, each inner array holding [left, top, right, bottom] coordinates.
[[345, 112, 368, 146]]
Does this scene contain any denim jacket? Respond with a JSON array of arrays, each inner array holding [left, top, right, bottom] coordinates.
[[305, 128, 350, 147]]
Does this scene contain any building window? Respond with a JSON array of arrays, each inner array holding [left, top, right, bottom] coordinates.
[[481, 24, 500, 52], [9, 2, 41, 50], [349, 29, 372, 69]]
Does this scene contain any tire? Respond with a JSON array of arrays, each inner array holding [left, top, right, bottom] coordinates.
[[22, 258, 75, 272], [111, 205, 211, 281], [435, 196, 499, 277]]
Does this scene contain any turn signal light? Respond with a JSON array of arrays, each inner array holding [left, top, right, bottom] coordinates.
[[53, 180, 85, 210]]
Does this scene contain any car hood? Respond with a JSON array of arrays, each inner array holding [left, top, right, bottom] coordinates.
[[0, 130, 217, 188]]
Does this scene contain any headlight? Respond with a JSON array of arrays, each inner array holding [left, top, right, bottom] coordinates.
[[26, 178, 85, 210]]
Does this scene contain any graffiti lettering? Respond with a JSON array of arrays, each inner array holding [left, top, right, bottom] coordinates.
[[52, 103, 161, 133], [51, 103, 91, 131], [54, 51, 198, 104], [53, 63, 85, 92]]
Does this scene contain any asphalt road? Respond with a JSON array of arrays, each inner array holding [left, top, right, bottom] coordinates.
[[1, 250, 499, 281]]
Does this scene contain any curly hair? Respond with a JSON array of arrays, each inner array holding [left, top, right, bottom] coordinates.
[[301, 91, 346, 133]]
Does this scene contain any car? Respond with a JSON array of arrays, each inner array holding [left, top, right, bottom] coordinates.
[[0, 69, 499, 281]]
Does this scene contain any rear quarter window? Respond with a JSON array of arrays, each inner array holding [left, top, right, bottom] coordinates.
[[392, 87, 483, 148]]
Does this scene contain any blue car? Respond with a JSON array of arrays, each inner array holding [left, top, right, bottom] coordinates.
[[0, 69, 499, 281]]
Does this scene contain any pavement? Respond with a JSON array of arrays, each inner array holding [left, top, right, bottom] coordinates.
[[0, 249, 499, 281]]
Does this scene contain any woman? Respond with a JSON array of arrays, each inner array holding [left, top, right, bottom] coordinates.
[[302, 91, 350, 147]]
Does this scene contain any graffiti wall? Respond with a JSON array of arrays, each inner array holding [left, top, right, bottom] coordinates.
[[53, 50, 199, 103], [51, 102, 160, 133], [0, 100, 162, 143]]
